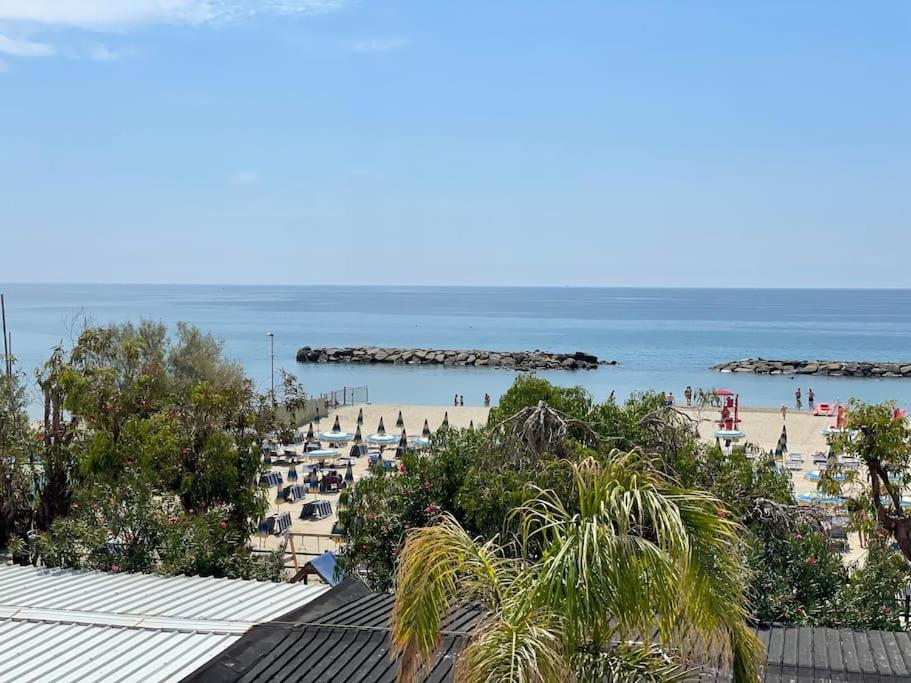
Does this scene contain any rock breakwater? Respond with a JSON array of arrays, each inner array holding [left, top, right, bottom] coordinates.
[[296, 346, 612, 371], [712, 358, 911, 378]]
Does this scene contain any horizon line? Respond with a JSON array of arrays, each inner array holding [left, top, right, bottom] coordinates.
[[4, 281, 911, 292]]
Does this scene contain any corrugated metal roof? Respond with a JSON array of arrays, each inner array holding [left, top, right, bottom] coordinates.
[[0, 564, 328, 626], [0, 620, 238, 683], [191, 579, 911, 683], [0, 565, 330, 683]]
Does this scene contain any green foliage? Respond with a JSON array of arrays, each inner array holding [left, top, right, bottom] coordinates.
[[692, 447, 795, 518], [392, 456, 763, 682], [489, 375, 593, 424], [748, 519, 846, 624], [1, 320, 295, 582]]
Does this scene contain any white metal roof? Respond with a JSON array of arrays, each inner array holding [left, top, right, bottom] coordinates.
[[0, 564, 329, 682]]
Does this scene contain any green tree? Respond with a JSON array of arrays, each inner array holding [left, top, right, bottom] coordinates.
[[392, 453, 763, 682]]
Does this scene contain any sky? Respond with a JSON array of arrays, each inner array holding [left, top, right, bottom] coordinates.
[[1, 1, 909, 287]]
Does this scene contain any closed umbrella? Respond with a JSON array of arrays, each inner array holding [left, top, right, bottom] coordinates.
[[331, 416, 341, 433], [396, 429, 408, 458], [469, 420, 474, 431], [344, 461, 354, 483], [356, 407, 364, 426], [422, 419, 432, 438], [305, 423, 315, 442], [775, 424, 788, 456], [396, 411, 405, 429], [441, 412, 450, 429], [353, 425, 363, 444], [367, 417, 397, 447]]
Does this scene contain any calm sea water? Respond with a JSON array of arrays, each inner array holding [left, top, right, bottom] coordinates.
[[4, 284, 911, 413]]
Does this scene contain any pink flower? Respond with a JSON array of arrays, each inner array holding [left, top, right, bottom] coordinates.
[[423, 482, 432, 491], [426, 503, 438, 514], [219, 521, 227, 529], [795, 533, 803, 540], [111, 564, 121, 573], [398, 464, 407, 474], [804, 556, 817, 566], [188, 508, 195, 514], [366, 513, 376, 521]]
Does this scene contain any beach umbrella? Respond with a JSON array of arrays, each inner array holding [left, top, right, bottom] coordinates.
[[256, 520, 270, 538], [273, 487, 286, 507], [775, 424, 788, 456], [287, 465, 299, 484], [396, 411, 405, 429], [305, 423, 315, 442], [422, 419, 432, 438], [345, 461, 354, 483], [468, 420, 474, 431], [441, 412, 450, 429], [366, 417, 398, 447], [377, 417, 387, 436], [399, 429, 408, 448], [331, 416, 341, 433], [714, 389, 734, 396], [357, 407, 364, 426], [353, 425, 363, 444]]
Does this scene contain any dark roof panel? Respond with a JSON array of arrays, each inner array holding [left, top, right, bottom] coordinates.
[[185, 581, 911, 683]]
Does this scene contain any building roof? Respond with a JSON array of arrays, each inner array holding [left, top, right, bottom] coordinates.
[[0, 564, 329, 683], [187, 578, 911, 683]]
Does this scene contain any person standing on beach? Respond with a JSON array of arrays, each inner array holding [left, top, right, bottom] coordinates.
[[459, 395, 464, 407], [483, 393, 490, 407], [780, 404, 787, 421], [454, 394, 459, 407], [684, 386, 693, 406], [795, 387, 802, 410], [808, 388, 815, 409]]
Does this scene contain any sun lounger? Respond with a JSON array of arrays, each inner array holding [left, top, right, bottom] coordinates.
[[299, 500, 332, 521], [273, 511, 293, 535], [260, 472, 283, 487]]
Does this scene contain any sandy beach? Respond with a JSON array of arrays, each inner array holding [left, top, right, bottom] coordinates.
[[260, 402, 869, 570], [258, 404, 490, 563]]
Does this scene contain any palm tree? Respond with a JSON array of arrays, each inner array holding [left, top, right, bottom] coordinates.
[[391, 451, 763, 682]]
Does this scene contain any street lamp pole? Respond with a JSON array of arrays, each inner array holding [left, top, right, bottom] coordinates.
[[267, 332, 275, 403]]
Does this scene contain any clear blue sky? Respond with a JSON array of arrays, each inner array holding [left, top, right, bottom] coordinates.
[[1, 1, 909, 287]]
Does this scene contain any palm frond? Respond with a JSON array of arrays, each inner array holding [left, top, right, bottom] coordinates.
[[391, 514, 514, 682], [454, 608, 566, 683]]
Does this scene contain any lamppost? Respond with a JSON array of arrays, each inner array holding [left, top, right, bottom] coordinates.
[[266, 332, 275, 403]]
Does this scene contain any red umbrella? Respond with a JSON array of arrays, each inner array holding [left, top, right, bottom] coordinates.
[[714, 389, 735, 396]]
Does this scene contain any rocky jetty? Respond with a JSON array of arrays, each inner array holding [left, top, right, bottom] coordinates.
[[712, 358, 911, 378], [296, 346, 612, 371]]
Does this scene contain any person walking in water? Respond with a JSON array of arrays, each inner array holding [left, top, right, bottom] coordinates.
[[483, 392, 490, 407], [453, 394, 459, 407], [808, 388, 815, 409], [795, 387, 802, 410], [459, 395, 464, 407], [684, 385, 693, 406]]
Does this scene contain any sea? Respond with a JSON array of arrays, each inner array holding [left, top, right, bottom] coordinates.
[[4, 284, 911, 414]]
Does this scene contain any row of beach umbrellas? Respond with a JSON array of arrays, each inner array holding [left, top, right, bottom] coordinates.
[[306, 408, 464, 448]]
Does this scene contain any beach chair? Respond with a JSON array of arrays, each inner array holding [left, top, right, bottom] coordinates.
[[299, 500, 332, 521], [273, 511, 293, 535], [260, 471, 283, 487]]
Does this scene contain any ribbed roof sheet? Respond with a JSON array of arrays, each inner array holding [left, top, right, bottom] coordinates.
[[0, 620, 238, 683], [0, 564, 329, 683], [0, 564, 327, 625]]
